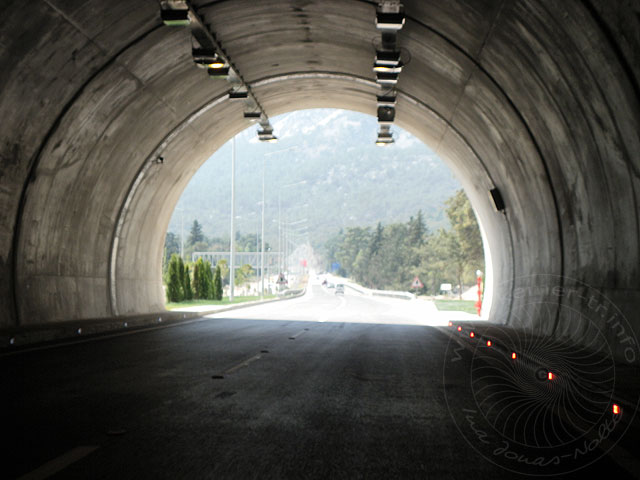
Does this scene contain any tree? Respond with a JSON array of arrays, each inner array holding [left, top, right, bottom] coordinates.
[[188, 220, 205, 246], [183, 265, 193, 300], [193, 258, 209, 299], [408, 210, 427, 246], [163, 232, 180, 276], [166, 254, 183, 302], [178, 257, 186, 299], [444, 190, 484, 294], [213, 265, 223, 300], [235, 263, 254, 287], [217, 259, 230, 286], [204, 260, 215, 299]]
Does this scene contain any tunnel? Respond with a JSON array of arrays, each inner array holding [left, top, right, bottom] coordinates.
[[1, 0, 639, 363]]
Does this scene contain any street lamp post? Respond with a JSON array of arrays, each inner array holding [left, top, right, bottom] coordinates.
[[260, 156, 266, 299], [229, 135, 236, 301]]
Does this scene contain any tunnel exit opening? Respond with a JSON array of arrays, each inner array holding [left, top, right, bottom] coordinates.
[[161, 108, 492, 324]]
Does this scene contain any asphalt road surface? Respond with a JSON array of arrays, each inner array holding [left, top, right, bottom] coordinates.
[[1, 284, 636, 479]]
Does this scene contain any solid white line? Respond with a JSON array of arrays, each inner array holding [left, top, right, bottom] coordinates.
[[18, 445, 99, 480]]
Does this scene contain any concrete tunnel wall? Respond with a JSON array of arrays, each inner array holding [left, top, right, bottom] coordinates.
[[0, 0, 638, 361]]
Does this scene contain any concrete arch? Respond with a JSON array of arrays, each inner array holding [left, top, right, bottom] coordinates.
[[0, 0, 638, 361]]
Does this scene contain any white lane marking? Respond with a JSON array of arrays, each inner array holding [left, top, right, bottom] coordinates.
[[289, 328, 309, 339], [18, 445, 99, 480], [222, 353, 263, 375]]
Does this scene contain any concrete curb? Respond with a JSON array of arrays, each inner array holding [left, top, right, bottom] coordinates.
[[0, 289, 306, 353]]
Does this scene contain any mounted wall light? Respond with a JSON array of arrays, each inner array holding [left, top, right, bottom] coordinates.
[[489, 187, 506, 213], [161, 8, 190, 26]]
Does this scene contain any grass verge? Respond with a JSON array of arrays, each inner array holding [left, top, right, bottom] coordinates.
[[433, 299, 478, 315], [166, 295, 276, 310]]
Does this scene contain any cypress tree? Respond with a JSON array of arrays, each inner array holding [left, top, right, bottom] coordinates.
[[192, 261, 200, 299], [166, 254, 183, 302], [184, 265, 193, 300], [213, 264, 223, 300], [204, 261, 215, 299], [177, 257, 186, 299]]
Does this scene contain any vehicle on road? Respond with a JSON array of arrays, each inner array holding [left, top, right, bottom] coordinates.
[[335, 284, 345, 295]]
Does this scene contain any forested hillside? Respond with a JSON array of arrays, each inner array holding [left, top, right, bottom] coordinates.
[[166, 109, 461, 250]]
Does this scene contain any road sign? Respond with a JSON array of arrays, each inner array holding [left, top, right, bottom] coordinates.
[[411, 276, 423, 289]]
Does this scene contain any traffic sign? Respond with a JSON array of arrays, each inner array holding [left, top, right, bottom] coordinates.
[[411, 276, 423, 289]]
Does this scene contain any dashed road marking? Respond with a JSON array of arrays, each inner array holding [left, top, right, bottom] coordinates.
[[18, 445, 99, 480]]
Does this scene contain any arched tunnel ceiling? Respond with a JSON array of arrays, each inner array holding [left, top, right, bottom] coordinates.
[[0, 0, 639, 361]]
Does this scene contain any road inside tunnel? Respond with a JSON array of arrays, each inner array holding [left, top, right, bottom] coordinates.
[[2, 282, 638, 479]]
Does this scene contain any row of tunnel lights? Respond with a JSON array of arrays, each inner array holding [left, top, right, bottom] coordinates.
[[374, 2, 405, 146], [161, 1, 278, 142], [163, 1, 406, 146], [447, 321, 622, 416]]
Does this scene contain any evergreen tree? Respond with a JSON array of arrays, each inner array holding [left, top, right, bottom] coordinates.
[[193, 258, 208, 299], [192, 260, 201, 299], [204, 260, 215, 299], [408, 210, 427, 246], [178, 257, 186, 299], [188, 220, 205, 246], [166, 254, 183, 302], [213, 265, 223, 300], [184, 265, 193, 300], [369, 222, 384, 258]]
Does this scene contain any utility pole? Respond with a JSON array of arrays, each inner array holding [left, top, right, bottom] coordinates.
[[180, 207, 184, 260], [229, 135, 236, 301], [260, 155, 266, 299]]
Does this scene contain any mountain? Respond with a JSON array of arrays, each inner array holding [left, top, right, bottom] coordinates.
[[168, 108, 461, 249]]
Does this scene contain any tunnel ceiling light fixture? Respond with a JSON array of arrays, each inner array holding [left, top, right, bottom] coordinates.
[[376, 72, 399, 85], [208, 66, 230, 78], [376, 125, 394, 146], [377, 105, 395, 124], [377, 95, 396, 107], [161, 8, 190, 26], [192, 47, 225, 68], [375, 50, 401, 66], [258, 121, 278, 143], [376, 12, 405, 30], [244, 111, 261, 119], [373, 63, 403, 74], [229, 89, 249, 99]]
